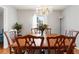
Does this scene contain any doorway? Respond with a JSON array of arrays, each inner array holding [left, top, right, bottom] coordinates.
[[0, 7, 4, 48]]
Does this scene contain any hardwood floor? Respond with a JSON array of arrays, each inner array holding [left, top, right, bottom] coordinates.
[[0, 48, 79, 54], [74, 48, 79, 54], [0, 48, 9, 54]]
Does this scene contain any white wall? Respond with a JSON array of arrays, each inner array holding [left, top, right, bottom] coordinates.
[[4, 6, 18, 31], [0, 6, 18, 48], [47, 10, 62, 34], [17, 10, 35, 35], [62, 6, 79, 48], [17, 10, 61, 35]]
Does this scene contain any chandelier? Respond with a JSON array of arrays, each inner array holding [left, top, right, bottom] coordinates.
[[36, 6, 49, 16]]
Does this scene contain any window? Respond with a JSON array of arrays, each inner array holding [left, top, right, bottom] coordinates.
[[37, 16, 44, 27], [32, 14, 47, 28]]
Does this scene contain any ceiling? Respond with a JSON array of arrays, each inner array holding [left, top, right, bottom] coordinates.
[[12, 5, 67, 11]]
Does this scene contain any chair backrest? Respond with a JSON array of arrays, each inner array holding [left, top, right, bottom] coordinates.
[[45, 28, 51, 34], [4, 30, 17, 46], [15, 35, 26, 48], [25, 35, 44, 53], [4, 32, 11, 46], [9, 29, 17, 39], [47, 35, 76, 53], [31, 28, 41, 34], [31, 28, 51, 35], [65, 30, 79, 37]]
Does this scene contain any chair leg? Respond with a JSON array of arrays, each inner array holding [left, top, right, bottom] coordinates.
[[10, 48, 12, 54]]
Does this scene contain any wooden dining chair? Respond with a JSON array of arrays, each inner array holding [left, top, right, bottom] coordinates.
[[4, 31, 25, 54], [31, 28, 41, 34], [4, 31, 18, 54], [65, 36, 76, 54], [45, 28, 51, 35], [47, 35, 76, 54], [25, 35, 44, 54], [65, 30, 79, 37], [15, 36, 27, 54]]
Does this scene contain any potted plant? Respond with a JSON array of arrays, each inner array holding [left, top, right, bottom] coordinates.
[[38, 24, 48, 36], [13, 22, 22, 35]]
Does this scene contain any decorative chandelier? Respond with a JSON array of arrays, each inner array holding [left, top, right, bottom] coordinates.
[[36, 6, 49, 16]]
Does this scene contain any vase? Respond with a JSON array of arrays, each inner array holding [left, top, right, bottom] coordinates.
[[41, 31, 44, 36]]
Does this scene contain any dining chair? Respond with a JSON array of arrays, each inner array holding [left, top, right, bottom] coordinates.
[[31, 28, 41, 34], [4, 31, 17, 54], [47, 35, 76, 54], [15, 36, 27, 54], [25, 35, 44, 54], [4, 30, 23, 54], [65, 30, 79, 37], [45, 28, 51, 35], [65, 36, 76, 54]]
